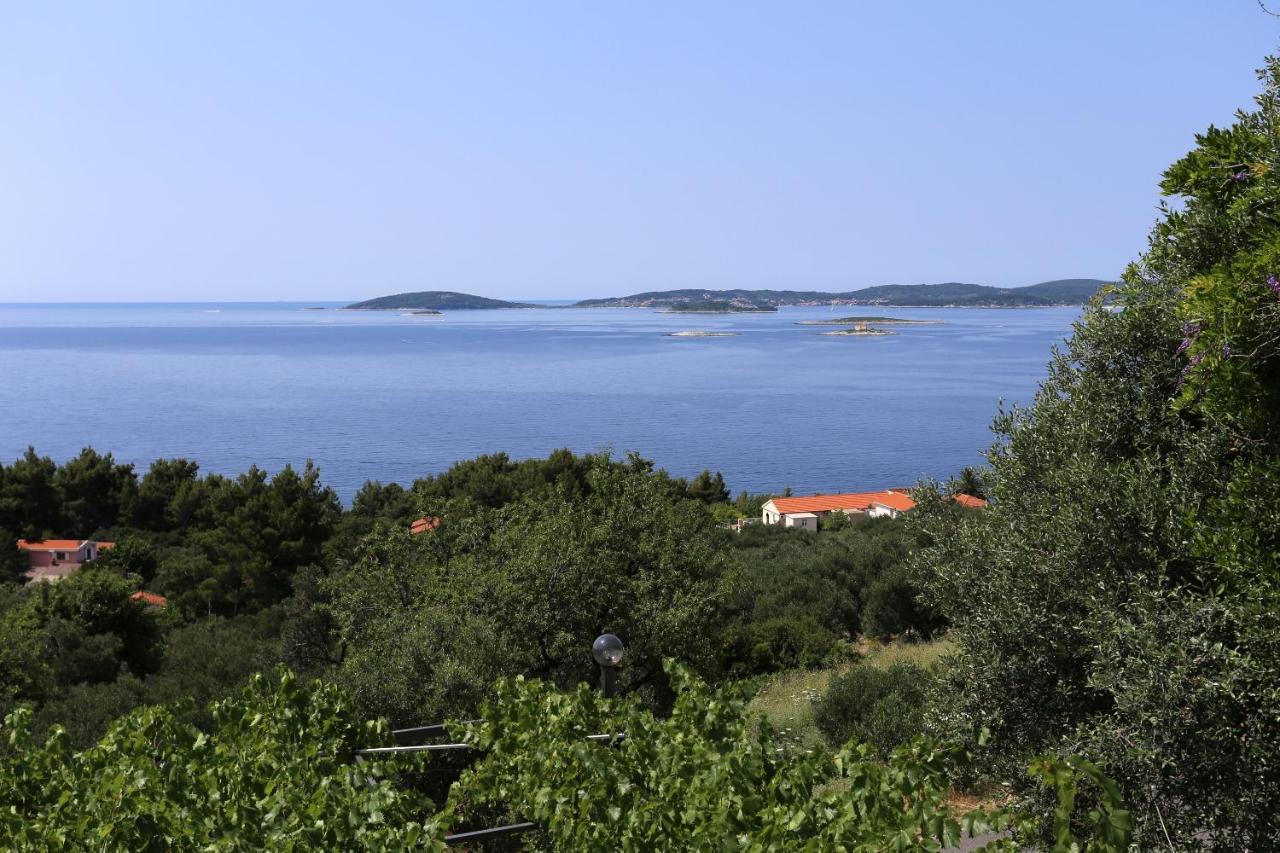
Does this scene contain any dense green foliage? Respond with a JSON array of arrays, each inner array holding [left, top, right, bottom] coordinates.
[[450, 661, 1009, 851], [309, 453, 728, 724], [0, 671, 436, 850], [0, 664, 1134, 850], [910, 58, 1280, 848], [720, 519, 938, 675], [814, 662, 931, 758], [7, 446, 919, 749]]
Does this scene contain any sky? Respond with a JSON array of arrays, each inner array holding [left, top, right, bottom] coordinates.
[[1, 2, 1277, 302]]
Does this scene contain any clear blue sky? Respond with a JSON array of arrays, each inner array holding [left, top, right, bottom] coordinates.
[[1, 2, 1276, 302]]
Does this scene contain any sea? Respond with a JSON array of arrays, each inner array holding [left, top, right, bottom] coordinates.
[[0, 302, 1079, 502]]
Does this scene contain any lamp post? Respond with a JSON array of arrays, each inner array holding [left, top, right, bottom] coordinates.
[[592, 633, 624, 698]]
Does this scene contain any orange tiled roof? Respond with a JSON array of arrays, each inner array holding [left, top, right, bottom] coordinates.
[[950, 494, 988, 509], [870, 491, 917, 512], [769, 490, 915, 515], [130, 591, 168, 607], [17, 539, 87, 551], [410, 516, 441, 534], [16, 539, 114, 552]]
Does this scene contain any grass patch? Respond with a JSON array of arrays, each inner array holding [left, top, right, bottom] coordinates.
[[863, 637, 953, 670], [744, 637, 953, 756]]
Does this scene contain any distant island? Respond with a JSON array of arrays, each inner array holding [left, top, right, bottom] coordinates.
[[665, 330, 741, 337], [346, 291, 536, 310], [659, 300, 778, 314], [795, 316, 938, 326], [346, 280, 1111, 312], [821, 327, 895, 337], [576, 279, 1111, 309]]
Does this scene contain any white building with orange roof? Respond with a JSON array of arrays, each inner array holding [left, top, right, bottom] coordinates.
[[760, 489, 916, 530], [16, 538, 115, 583]]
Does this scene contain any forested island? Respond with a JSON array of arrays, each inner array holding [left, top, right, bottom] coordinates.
[[796, 315, 938, 326], [659, 299, 777, 313], [344, 280, 1108, 313], [346, 291, 536, 310], [576, 278, 1109, 309]]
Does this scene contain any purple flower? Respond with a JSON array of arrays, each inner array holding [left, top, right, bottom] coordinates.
[[1175, 338, 1192, 356], [1222, 341, 1232, 358], [1181, 321, 1202, 338], [1268, 274, 1280, 295], [1177, 353, 1205, 390], [1231, 169, 1250, 182]]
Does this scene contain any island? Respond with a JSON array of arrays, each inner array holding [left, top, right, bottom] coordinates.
[[659, 300, 777, 314], [664, 330, 741, 337], [575, 279, 1111, 309], [346, 291, 537, 310], [821, 327, 896, 337], [795, 316, 939, 326]]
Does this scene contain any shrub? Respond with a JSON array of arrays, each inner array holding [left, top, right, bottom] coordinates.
[[0, 670, 438, 850], [450, 660, 1130, 851], [909, 56, 1280, 849], [813, 661, 931, 757], [0, 663, 1133, 850], [719, 614, 836, 675]]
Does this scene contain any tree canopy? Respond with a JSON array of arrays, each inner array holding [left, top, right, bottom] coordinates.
[[909, 58, 1280, 848]]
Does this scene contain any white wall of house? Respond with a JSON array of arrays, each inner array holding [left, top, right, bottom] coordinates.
[[782, 512, 819, 531], [761, 501, 782, 524]]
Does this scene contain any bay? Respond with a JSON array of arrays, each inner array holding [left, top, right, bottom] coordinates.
[[0, 302, 1077, 501]]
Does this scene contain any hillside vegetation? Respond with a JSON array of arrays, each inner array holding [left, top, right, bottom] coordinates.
[[5, 46, 1280, 853], [908, 58, 1280, 847]]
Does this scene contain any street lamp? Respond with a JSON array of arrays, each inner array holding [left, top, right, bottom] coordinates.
[[592, 634, 624, 697]]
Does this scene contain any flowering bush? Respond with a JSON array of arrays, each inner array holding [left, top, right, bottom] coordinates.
[[1165, 62, 1280, 428]]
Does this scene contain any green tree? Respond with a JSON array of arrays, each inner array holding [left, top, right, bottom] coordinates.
[[322, 454, 727, 723], [951, 465, 989, 500], [0, 448, 61, 540], [53, 447, 136, 535], [719, 517, 934, 674], [814, 662, 931, 758], [165, 463, 341, 614], [327, 479, 417, 557], [910, 57, 1280, 848], [685, 468, 729, 503], [128, 457, 201, 531], [90, 536, 159, 583]]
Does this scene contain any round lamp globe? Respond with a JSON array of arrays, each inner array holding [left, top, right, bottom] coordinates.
[[592, 634, 625, 667]]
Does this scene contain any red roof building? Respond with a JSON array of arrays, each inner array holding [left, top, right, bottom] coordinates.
[[17, 539, 115, 583], [410, 516, 441, 535], [761, 490, 916, 530], [130, 590, 168, 607]]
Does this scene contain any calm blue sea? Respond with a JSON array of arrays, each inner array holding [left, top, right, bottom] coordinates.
[[0, 302, 1077, 501]]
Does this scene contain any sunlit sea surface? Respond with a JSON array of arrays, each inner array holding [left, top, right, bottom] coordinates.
[[0, 302, 1078, 501]]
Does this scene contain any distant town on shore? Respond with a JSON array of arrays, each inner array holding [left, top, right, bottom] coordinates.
[[345, 278, 1112, 312]]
